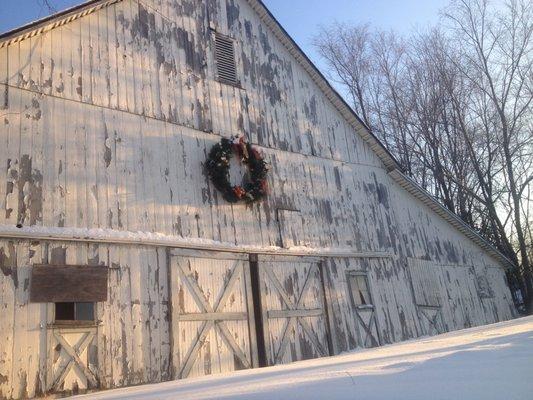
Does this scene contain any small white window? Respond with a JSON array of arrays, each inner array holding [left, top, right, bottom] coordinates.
[[347, 273, 372, 307]]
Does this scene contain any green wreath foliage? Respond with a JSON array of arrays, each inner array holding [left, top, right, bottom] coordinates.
[[205, 136, 269, 203]]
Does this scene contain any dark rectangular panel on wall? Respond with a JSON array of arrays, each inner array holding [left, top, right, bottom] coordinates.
[[30, 265, 108, 302], [214, 32, 238, 85]]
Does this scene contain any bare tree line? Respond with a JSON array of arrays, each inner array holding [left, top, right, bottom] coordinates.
[[314, 0, 532, 313]]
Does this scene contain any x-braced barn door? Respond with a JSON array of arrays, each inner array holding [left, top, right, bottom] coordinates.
[[346, 272, 380, 348], [417, 306, 444, 335], [47, 327, 98, 392], [256, 255, 332, 366], [169, 250, 257, 379]]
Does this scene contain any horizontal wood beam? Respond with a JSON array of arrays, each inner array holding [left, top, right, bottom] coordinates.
[[0, 225, 395, 259], [177, 312, 248, 321], [267, 309, 323, 319]]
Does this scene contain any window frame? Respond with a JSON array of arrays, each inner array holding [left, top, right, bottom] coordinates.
[[346, 271, 374, 309], [51, 302, 98, 328], [54, 302, 95, 322]]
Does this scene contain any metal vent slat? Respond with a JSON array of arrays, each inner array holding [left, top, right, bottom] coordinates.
[[215, 33, 238, 85]]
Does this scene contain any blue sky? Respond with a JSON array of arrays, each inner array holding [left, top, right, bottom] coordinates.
[[0, 0, 449, 70], [263, 0, 448, 70]]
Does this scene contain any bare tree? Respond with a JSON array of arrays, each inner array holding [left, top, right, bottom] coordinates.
[[314, 0, 533, 313], [444, 0, 533, 311]]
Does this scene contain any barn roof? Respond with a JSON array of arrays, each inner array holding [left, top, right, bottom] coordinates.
[[0, 0, 516, 269]]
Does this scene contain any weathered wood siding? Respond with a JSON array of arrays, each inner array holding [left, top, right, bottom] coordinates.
[[257, 255, 330, 365], [0, 0, 517, 398], [169, 251, 256, 379], [0, 0, 514, 273], [0, 239, 170, 399], [0, 240, 516, 398], [325, 257, 420, 350], [0, 0, 380, 247]]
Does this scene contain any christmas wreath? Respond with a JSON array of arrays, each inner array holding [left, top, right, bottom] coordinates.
[[205, 136, 269, 203]]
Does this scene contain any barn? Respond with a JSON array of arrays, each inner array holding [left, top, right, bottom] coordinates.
[[0, 0, 517, 398]]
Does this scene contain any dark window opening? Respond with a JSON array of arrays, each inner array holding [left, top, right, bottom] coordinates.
[[348, 274, 373, 307], [55, 302, 94, 322]]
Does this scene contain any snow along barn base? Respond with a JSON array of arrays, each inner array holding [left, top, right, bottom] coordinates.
[[0, 0, 516, 398]]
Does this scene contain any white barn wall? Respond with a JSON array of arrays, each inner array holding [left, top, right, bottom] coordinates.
[[0, 0, 517, 398], [0, 238, 171, 398]]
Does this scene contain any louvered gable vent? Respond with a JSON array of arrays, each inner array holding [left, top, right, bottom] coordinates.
[[215, 33, 238, 85]]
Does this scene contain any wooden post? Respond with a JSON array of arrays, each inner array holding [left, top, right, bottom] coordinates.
[[248, 254, 267, 367], [318, 260, 334, 356], [165, 247, 175, 379]]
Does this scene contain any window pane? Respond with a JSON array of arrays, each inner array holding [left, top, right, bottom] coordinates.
[[349, 276, 362, 306], [349, 275, 372, 307], [75, 302, 94, 321], [358, 288, 368, 305], [55, 302, 75, 320]]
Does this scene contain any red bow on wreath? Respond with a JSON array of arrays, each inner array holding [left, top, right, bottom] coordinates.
[[233, 185, 247, 199]]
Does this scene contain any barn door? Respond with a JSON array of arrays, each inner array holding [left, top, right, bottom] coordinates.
[[346, 272, 380, 348], [408, 258, 444, 336], [256, 255, 331, 366], [46, 327, 98, 393], [417, 306, 444, 336], [169, 250, 257, 379]]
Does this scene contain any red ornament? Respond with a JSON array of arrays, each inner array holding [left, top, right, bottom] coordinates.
[[233, 185, 246, 199]]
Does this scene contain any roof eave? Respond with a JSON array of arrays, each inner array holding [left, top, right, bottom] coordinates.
[[0, 0, 121, 48]]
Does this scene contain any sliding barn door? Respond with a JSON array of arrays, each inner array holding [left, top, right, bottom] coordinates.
[[169, 250, 257, 379], [257, 255, 331, 366]]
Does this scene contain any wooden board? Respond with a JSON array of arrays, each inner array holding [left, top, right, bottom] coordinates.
[[46, 327, 98, 393], [257, 255, 331, 365], [169, 251, 256, 379], [30, 265, 108, 302], [346, 272, 380, 348], [407, 258, 442, 307], [417, 306, 444, 336]]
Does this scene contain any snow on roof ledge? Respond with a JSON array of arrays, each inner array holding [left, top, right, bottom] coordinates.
[[0, 224, 394, 259]]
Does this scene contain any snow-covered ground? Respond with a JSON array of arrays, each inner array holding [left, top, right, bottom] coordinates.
[[73, 316, 533, 400]]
